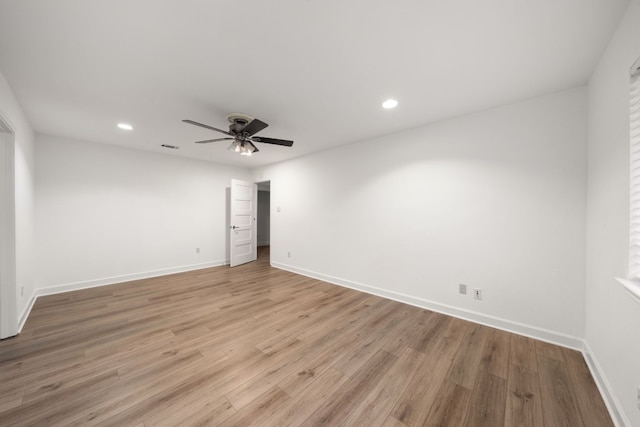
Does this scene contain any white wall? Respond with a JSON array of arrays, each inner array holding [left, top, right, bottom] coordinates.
[[257, 190, 270, 246], [0, 71, 35, 328], [586, 1, 640, 426], [35, 135, 250, 293], [254, 87, 587, 346]]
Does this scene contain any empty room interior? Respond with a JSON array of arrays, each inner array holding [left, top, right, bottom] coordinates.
[[1, 1, 640, 425]]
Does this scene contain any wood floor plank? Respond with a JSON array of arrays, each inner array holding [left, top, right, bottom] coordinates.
[[510, 334, 538, 372], [69, 351, 220, 425], [276, 328, 357, 397], [296, 295, 390, 343], [463, 369, 507, 427], [390, 317, 467, 426], [0, 390, 23, 413], [479, 327, 511, 379], [226, 322, 356, 408], [410, 311, 452, 354], [0, 369, 120, 426], [166, 395, 236, 427], [537, 355, 585, 427], [535, 339, 566, 362], [0, 247, 612, 426], [382, 415, 408, 427], [223, 304, 383, 410], [561, 347, 614, 427], [505, 363, 544, 427], [262, 367, 349, 426], [214, 386, 290, 427], [446, 323, 489, 389], [344, 347, 424, 426], [332, 308, 411, 377], [424, 380, 472, 427], [141, 377, 237, 426], [381, 309, 434, 357], [223, 339, 307, 410], [299, 350, 398, 426]]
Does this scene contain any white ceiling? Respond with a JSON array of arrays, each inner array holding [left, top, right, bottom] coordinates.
[[0, 0, 630, 167]]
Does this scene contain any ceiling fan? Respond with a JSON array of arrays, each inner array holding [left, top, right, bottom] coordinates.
[[182, 113, 294, 156]]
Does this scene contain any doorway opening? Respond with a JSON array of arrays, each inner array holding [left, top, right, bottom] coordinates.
[[256, 181, 271, 262]]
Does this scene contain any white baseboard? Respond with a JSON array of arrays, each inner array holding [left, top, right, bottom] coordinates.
[[271, 261, 583, 350], [17, 289, 37, 334], [36, 260, 227, 297], [17, 260, 228, 333], [582, 341, 630, 427]]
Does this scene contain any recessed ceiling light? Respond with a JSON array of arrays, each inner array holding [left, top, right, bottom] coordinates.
[[382, 99, 398, 109], [117, 123, 133, 130]]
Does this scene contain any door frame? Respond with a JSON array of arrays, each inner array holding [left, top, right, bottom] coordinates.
[[0, 116, 17, 339], [256, 180, 271, 252]]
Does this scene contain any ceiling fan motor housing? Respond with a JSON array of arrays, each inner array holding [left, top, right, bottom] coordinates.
[[226, 113, 254, 134]]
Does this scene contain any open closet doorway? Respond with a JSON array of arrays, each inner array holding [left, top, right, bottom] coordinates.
[[256, 181, 271, 262]]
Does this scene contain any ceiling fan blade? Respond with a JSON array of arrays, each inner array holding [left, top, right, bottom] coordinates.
[[241, 119, 269, 136], [195, 137, 234, 144], [183, 119, 232, 136], [251, 136, 294, 147]]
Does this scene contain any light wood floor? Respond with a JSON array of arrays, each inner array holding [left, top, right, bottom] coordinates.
[[0, 247, 612, 426]]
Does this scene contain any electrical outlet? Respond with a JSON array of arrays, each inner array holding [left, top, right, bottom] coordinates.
[[637, 386, 640, 410], [459, 284, 467, 295], [288, 251, 291, 258], [196, 247, 200, 254], [473, 289, 483, 300]]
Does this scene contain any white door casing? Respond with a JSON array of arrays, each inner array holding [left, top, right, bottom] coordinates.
[[229, 179, 257, 267], [0, 118, 17, 339]]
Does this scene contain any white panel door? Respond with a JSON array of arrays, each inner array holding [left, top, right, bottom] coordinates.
[[230, 179, 257, 267]]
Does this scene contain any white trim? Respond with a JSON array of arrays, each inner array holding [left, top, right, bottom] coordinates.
[[582, 340, 630, 427], [629, 63, 640, 278], [615, 276, 640, 304], [16, 260, 229, 333], [271, 261, 583, 350], [0, 117, 17, 339], [37, 260, 228, 297], [17, 288, 37, 333]]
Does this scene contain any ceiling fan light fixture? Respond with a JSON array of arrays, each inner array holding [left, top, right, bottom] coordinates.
[[240, 141, 258, 156], [228, 139, 258, 156], [227, 139, 242, 153]]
